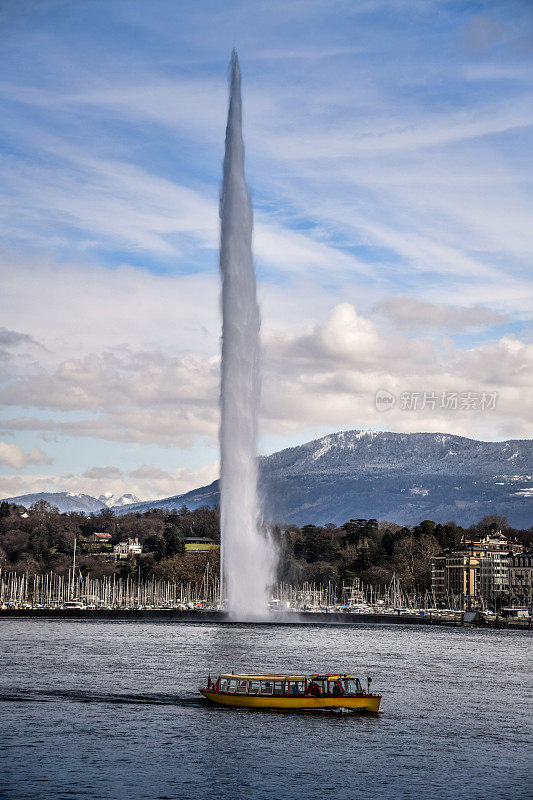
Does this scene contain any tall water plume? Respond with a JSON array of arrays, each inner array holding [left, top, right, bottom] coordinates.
[[219, 51, 274, 619]]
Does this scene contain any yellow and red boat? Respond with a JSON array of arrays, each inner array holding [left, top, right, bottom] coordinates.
[[199, 673, 381, 712]]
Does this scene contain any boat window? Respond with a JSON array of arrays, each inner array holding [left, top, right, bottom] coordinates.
[[273, 681, 284, 696], [340, 678, 359, 695], [227, 678, 237, 693], [237, 680, 248, 694], [328, 680, 342, 696], [248, 680, 260, 694], [219, 677, 228, 693], [260, 680, 274, 695], [287, 680, 305, 695]]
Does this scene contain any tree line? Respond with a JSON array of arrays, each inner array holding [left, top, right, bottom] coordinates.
[[0, 500, 531, 592]]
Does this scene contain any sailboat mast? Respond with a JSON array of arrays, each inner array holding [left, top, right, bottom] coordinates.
[[71, 537, 77, 599]]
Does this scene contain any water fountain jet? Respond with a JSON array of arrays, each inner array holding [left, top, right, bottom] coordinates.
[[219, 51, 275, 620]]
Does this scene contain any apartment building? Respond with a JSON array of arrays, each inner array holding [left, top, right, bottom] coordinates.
[[509, 552, 533, 607], [431, 533, 522, 608]]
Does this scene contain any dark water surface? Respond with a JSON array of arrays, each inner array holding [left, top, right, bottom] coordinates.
[[1, 621, 531, 800]]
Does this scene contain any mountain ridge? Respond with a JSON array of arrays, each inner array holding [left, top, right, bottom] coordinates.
[[3, 491, 141, 514], [3, 431, 532, 527]]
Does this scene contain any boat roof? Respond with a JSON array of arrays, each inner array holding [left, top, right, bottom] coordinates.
[[218, 673, 360, 680]]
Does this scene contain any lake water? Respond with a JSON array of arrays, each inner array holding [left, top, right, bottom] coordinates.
[[1, 620, 531, 800]]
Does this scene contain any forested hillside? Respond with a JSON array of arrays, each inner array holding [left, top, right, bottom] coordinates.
[[1, 501, 531, 593]]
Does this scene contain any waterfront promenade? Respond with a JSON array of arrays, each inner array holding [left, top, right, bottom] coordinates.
[[2, 607, 530, 629]]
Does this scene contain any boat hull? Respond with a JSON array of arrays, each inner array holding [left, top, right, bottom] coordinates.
[[199, 690, 381, 712]]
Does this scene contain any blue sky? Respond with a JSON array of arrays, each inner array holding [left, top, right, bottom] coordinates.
[[0, 0, 532, 500]]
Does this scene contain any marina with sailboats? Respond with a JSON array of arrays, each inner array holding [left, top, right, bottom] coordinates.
[[2, 569, 530, 628]]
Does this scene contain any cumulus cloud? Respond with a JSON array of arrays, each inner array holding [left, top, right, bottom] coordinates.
[[260, 304, 533, 439], [0, 303, 531, 449], [0, 345, 220, 445], [0, 442, 53, 470], [0, 349, 219, 413]]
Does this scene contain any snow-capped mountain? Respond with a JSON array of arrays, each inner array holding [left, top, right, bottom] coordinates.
[[98, 493, 142, 508], [115, 430, 533, 528], [2, 491, 142, 514], [3, 431, 532, 526], [3, 492, 107, 514]]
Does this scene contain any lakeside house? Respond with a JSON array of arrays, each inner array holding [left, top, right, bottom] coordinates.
[[113, 538, 142, 560]]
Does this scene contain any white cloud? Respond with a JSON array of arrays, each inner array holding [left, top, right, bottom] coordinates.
[[71, 79, 226, 139], [3, 60, 532, 314], [0, 255, 221, 359], [1, 150, 218, 257], [0, 442, 52, 470], [260, 304, 533, 439], [266, 102, 533, 160], [1, 303, 531, 452], [316, 303, 384, 362], [375, 296, 508, 330]]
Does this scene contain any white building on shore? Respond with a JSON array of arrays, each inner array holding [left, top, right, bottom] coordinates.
[[113, 538, 142, 560]]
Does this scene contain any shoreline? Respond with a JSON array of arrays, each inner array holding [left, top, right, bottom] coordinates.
[[1, 608, 530, 629]]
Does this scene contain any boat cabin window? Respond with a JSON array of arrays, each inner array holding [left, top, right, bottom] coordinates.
[[340, 678, 361, 695], [227, 678, 237, 693], [287, 680, 305, 695], [248, 679, 260, 694], [260, 680, 274, 695], [328, 679, 342, 696], [273, 681, 284, 696], [219, 677, 228, 692], [309, 679, 326, 696], [237, 680, 248, 694]]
